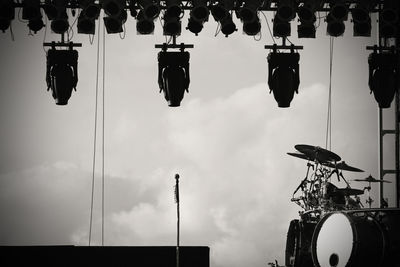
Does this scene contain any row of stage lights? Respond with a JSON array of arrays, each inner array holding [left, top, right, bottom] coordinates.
[[1, 0, 399, 108], [0, 0, 399, 38]]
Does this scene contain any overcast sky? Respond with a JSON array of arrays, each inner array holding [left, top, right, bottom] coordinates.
[[0, 10, 397, 267]]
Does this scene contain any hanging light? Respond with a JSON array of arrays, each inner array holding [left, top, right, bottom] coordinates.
[[297, 0, 322, 38], [267, 51, 300, 108], [137, 0, 160, 20], [158, 50, 190, 107], [326, 0, 348, 37], [368, 51, 397, 108], [48, 0, 69, 34], [379, 0, 398, 38], [211, 0, 234, 22], [351, 1, 372, 37], [0, 0, 15, 32], [46, 48, 79, 105], [77, 0, 100, 34], [186, 0, 209, 35], [22, 0, 45, 33], [273, 0, 296, 37], [136, 9, 155, 34], [102, 0, 127, 33], [239, 0, 262, 35], [163, 0, 183, 36]]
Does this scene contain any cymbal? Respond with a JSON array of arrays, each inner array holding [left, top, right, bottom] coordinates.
[[324, 161, 364, 172], [295, 144, 341, 163], [287, 152, 321, 162], [334, 188, 364, 196], [353, 175, 392, 183]]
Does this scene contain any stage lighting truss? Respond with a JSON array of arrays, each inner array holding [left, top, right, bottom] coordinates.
[[44, 41, 82, 105], [367, 45, 398, 109], [155, 37, 193, 107], [265, 40, 303, 108]]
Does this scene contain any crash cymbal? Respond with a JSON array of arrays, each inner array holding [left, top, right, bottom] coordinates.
[[334, 188, 364, 196], [353, 175, 392, 183], [287, 152, 320, 162], [295, 144, 341, 163], [324, 161, 364, 172]]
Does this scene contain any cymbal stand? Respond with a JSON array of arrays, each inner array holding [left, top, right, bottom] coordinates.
[[291, 162, 313, 210], [364, 181, 374, 208]]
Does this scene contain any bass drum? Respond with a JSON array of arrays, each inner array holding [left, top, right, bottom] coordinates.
[[285, 219, 316, 267], [311, 211, 385, 267]]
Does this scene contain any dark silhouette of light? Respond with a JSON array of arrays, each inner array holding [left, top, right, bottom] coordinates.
[[137, 0, 160, 20], [273, 0, 296, 37], [136, 9, 155, 34], [186, 0, 209, 35], [46, 48, 79, 105], [0, 0, 15, 32], [158, 51, 190, 107], [163, 0, 182, 35], [102, 0, 127, 33], [47, 0, 69, 34], [379, 0, 398, 38], [351, 1, 372, 37], [210, 0, 236, 37], [77, 0, 100, 34], [368, 51, 397, 109], [297, 0, 321, 38], [326, 0, 348, 37], [22, 0, 44, 33], [238, 0, 262, 36], [43, 0, 59, 20], [220, 14, 236, 37], [267, 51, 300, 108]]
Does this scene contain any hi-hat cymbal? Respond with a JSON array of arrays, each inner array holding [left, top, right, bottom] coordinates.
[[353, 175, 392, 183], [295, 144, 341, 163], [324, 161, 364, 172], [334, 188, 364, 196]]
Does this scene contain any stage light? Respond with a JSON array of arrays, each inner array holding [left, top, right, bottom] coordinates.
[[43, 0, 59, 20], [211, 0, 234, 22], [297, 0, 322, 38], [351, 2, 371, 37], [163, 0, 182, 36], [166, 0, 182, 18], [273, 16, 291, 37], [267, 51, 300, 108], [46, 48, 79, 105], [137, 0, 160, 20], [276, 0, 296, 22], [28, 19, 45, 33], [186, 0, 209, 35], [77, 0, 100, 34], [379, 0, 398, 38], [0, 0, 15, 32], [102, 0, 127, 33], [238, 0, 262, 35], [326, 0, 348, 37], [136, 9, 155, 34], [368, 51, 397, 108], [220, 14, 236, 37], [46, 0, 70, 34], [158, 50, 190, 107]]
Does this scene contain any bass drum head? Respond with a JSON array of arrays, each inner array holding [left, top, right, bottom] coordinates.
[[311, 211, 384, 267], [285, 219, 315, 267]]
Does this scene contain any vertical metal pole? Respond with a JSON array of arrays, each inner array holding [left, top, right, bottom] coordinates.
[[396, 39, 400, 208], [379, 108, 384, 208]]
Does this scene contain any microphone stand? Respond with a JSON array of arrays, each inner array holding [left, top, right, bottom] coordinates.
[[174, 174, 180, 267]]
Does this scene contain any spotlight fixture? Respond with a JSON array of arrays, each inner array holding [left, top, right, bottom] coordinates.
[[351, 1, 372, 37], [77, 0, 100, 34], [48, 0, 70, 34], [163, 0, 183, 36], [137, 0, 160, 20], [368, 50, 397, 108], [297, 0, 322, 38], [273, 0, 296, 37], [22, 0, 45, 33], [102, 0, 127, 33], [43, 0, 59, 20], [238, 0, 262, 35], [379, 0, 398, 38], [157, 44, 191, 107], [267, 50, 300, 108], [211, 0, 234, 22], [326, 0, 348, 37], [136, 9, 155, 34], [46, 47, 79, 105], [220, 14, 237, 37], [186, 0, 209, 35], [0, 0, 15, 32]]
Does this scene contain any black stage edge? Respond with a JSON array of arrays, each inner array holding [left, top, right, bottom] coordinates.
[[0, 246, 210, 267]]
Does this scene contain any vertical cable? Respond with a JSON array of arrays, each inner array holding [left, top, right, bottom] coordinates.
[[101, 18, 106, 247], [325, 37, 334, 150], [89, 10, 102, 246]]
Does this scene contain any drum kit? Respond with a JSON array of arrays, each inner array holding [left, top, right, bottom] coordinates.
[[285, 144, 400, 267]]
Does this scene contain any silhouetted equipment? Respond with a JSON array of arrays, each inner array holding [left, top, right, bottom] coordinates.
[[379, 0, 398, 38], [211, 0, 236, 37], [163, 0, 182, 35], [45, 42, 81, 105], [353, 174, 392, 208], [0, 0, 15, 32], [368, 48, 397, 108], [267, 44, 301, 108], [49, 0, 70, 34], [102, 0, 127, 33], [22, 0, 44, 33], [311, 209, 400, 267], [186, 0, 209, 35], [351, 0, 372, 37], [295, 144, 341, 163], [323, 161, 364, 172], [0, 246, 210, 267], [137, 0, 160, 20], [156, 41, 193, 107], [326, 0, 348, 37], [238, 0, 262, 36], [136, 9, 156, 34], [77, 0, 101, 34], [296, 0, 321, 38]]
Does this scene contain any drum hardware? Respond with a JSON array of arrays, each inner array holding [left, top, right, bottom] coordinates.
[[323, 161, 364, 173], [353, 175, 392, 208], [294, 144, 341, 163]]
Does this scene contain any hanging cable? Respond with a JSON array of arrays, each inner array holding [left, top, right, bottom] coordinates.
[[89, 9, 102, 247], [261, 11, 276, 44], [101, 17, 106, 247], [325, 37, 334, 150]]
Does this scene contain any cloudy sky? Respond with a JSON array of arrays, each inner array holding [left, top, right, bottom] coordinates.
[[0, 9, 397, 267]]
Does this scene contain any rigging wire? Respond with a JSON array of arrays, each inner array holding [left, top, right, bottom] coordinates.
[[325, 37, 334, 151], [101, 19, 106, 247], [260, 11, 276, 44], [88, 9, 102, 247]]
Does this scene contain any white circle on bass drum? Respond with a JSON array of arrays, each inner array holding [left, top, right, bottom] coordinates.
[[315, 213, 352, 267]]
